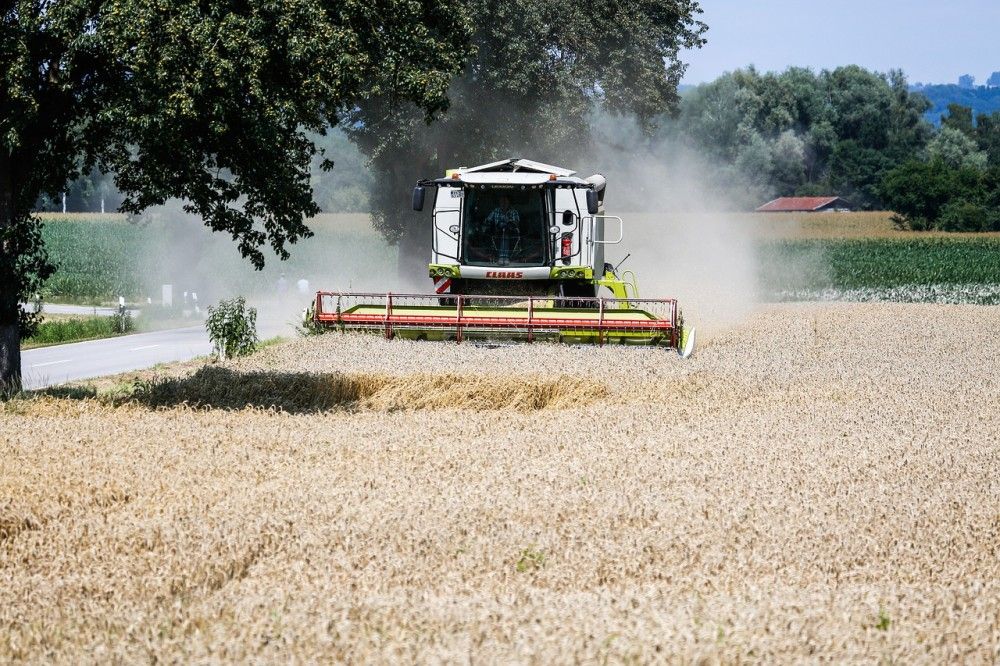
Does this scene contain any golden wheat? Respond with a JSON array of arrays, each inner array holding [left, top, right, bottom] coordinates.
[[2, 303, 1000, 663]]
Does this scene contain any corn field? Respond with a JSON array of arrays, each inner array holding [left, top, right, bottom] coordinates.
[[40, 216, 148, 303], [760, 237, 1000, 303]]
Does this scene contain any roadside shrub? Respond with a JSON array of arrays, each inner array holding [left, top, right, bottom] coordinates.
[[206, 297, 258, 360]]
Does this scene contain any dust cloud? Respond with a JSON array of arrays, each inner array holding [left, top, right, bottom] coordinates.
[[134, 201, 404, 336], [580, 115, 761, 334]]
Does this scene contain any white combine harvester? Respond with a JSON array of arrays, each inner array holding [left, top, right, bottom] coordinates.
[[312, 158, 694, 356]]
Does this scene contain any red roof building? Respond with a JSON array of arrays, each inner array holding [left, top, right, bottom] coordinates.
[[755, 196, 854, 212]]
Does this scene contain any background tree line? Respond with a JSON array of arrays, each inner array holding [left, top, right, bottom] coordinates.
[[667, 66, 1000, 229], [55, 63, 1000, 232]]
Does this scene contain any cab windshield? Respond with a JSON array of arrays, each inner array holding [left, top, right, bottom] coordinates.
[[461, 187, 548, 266]]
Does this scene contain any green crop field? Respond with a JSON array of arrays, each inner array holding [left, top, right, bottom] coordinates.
[[759, 238, 1000, 304], [40, 216, 148, 304]]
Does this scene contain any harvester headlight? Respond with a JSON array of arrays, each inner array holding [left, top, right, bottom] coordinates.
[[435, 267, 445, 276], [549, 225, 560, 234], [449, 224, 460, 234]]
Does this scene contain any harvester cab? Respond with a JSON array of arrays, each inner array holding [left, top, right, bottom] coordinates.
[[412, 158, 635, 302], [311, 158, 695, 357]]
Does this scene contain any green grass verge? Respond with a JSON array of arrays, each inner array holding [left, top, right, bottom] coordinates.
[[23, 314, 135, 348]]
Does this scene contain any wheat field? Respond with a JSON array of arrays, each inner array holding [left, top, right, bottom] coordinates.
[[3, 303, 1000, 663]]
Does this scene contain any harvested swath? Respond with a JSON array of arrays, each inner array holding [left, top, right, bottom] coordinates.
[[2, 303, 1000, 662], [129, 365, 605, 412]]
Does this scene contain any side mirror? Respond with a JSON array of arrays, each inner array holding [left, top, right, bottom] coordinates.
[[562, 210, 575, 226], [586, 189, 599, 215], [412, 186, 426, 212]]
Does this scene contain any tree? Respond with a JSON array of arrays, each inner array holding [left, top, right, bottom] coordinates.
[[928, 126, 988, 170], [959, 74, 976, 89], [880, 159, 997, 231], [879, 160, 962, 230], [673, 66, 930, 207], [34, 168, 122, 213], [1, 1, 473, 393], [975, 112, 1000, 167], [989, 72, 1000, 88], [941, 103, 975, 137], [828, 139, 892, 208], [345, 0, 707, 275]]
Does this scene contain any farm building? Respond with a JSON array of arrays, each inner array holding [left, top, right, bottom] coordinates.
[[755, 196, 854, 212]]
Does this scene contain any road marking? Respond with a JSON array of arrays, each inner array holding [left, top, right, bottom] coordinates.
[[31, 359, 71, 368], [130, 344, 160, 351]]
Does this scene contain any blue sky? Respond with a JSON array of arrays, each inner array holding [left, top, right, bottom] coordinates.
[[680, 0, 1000, 85]]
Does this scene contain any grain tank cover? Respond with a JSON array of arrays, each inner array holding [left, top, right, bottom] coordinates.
[[458, 158, 577, 177]]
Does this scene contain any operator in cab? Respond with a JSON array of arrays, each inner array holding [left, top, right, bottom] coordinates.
[[484, 194, 521, 265]]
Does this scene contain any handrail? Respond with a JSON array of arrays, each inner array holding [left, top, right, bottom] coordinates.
[[587, 215, 624, 245]]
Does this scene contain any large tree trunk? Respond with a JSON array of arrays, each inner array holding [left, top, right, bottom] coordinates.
[[0, 324, 19, 395], [0, 154, 22, 396]]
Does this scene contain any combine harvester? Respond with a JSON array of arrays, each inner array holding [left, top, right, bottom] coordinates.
[[312, 158, 695, 357]]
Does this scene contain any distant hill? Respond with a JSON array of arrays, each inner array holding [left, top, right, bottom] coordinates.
[[911, 84, 1000, 124]]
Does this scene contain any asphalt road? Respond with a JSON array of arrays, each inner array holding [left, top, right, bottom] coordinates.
[[21, 315, 295, 390], [21, 326, 213, 391]]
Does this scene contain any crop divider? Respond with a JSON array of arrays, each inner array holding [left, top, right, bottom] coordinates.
[[598, 297, 605, 346], [527, 297, 534, 343], [384, 293, 393, 339]]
